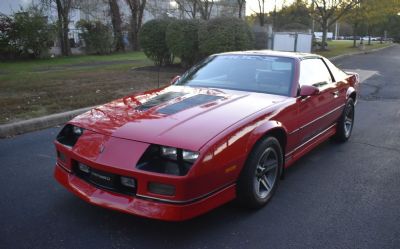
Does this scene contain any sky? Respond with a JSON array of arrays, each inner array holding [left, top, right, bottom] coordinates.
[[0, 0, 292, 16]]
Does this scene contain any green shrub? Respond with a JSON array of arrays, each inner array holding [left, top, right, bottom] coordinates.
[[1, 6, 55, 59], [76, 20, 113, 54], [0, 14, 15, 59], [139, 19, 173, 66], [166, 19, 200, 67], [198, 17, 254, 57]]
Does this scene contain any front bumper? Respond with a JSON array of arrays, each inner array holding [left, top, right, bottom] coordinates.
[[54, 164, 236, 221]]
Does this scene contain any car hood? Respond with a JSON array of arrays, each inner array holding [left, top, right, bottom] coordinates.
[[69, 86, 288, 151]]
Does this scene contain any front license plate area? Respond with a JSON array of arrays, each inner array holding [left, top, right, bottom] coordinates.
[[72, 161, 136, 196], [89, 168, 115, 189]]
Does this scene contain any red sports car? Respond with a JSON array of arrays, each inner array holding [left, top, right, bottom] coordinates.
[[54, 51, 359, 221]]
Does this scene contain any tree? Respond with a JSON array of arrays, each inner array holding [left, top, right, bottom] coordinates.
[[108, 0, 124, 51], [310, 0, 361, 50], [344, 0, 399, 47], [343, 2, 364, 47], [175, 0, 198, 19], [275, 0, 312, 31], [125, 0, 146, 51], [362, 0, 399, 44], [256, 0, 267, 26], [173, 0, 214, 20], [0, 13, 14, 59], [1, 6, 55, 59], [237, 0, 246, 19], [40, 0, 75, 56], [197, 0, 214, 20]]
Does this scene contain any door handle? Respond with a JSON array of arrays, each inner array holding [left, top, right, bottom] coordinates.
[[331, 91, 339, 98]]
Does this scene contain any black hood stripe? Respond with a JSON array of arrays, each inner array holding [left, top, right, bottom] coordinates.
[[136, 92, 187, 111], [158, 94, 223, 115]]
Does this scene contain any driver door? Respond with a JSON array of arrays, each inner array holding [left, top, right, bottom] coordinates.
[[295, 58, 340, 147]]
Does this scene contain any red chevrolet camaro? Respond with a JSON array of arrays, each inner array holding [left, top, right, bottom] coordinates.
[[54, 50, 359, 221]]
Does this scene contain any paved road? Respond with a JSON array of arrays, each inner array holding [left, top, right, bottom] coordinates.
[[1, 46, 400, 249]]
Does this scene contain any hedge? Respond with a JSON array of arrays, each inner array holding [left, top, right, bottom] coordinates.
[[198, 17, 254, 57], [139, 19, 173, 66], [166, 19, 200, 67]]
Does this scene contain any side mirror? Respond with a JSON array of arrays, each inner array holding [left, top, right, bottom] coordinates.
[[170, 75, 180, 85], [299, 85, 319, 97]]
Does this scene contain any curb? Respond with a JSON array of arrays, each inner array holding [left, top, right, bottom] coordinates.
[[0, 106, 94, 138], [329, 43, 396, 62], [0, 43, 396, 138]]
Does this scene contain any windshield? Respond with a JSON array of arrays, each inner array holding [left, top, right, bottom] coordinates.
[[176, 54, 295, 96]]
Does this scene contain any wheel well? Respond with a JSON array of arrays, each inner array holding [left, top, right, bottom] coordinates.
[[262, 128, 287, 154], [262, 128, 287, 178]]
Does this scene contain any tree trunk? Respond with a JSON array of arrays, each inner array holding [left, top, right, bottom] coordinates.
[[109, 0, 124, 52], [62, 16, 70, 56], [321, 19, 328, 51], [126, 0, 146, 51], [131, 15, 139, 51], [238, 1, 243, 19], [55, 0, 71, 56]]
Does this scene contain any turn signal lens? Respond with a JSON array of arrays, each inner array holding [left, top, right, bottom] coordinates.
[[182, 150, 199, 163], [120, 176, 136, 188], [148, 182, 176, 196]]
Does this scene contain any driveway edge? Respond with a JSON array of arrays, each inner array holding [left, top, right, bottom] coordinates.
[[0, 106, 93, 138]]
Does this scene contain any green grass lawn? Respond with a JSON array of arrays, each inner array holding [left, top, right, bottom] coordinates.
[[316, 40, 392, 58], [0, 51, 183, 124]]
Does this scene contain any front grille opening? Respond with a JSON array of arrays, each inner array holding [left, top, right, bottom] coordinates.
[[72, 161, 136, 196]]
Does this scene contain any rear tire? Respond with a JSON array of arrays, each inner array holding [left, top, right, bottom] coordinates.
[[334, 98, 355, 142], [237, 137, 283, 208]]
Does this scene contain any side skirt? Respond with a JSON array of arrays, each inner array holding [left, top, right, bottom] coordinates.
[[284, 123, 337, 168]]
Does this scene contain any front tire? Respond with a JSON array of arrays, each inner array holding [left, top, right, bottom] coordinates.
[[237, 137, 283, 208], [334, 98, 355, 142]]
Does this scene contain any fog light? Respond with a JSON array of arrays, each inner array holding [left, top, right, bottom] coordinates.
[[148, 182, 176, 196], [78, 163, 90, 173], [120, 176, 136, 188]]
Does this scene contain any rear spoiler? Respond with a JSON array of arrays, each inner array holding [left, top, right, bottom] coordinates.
[[345, 71, 360, 84]]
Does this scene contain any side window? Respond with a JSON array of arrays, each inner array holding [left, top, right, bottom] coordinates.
[[299, 58, 333, 87], [323, 58, 348, 82]]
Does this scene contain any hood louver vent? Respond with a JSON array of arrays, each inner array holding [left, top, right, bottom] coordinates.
[[136, 92, 186, 111], [158, 94, 223, 115]]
